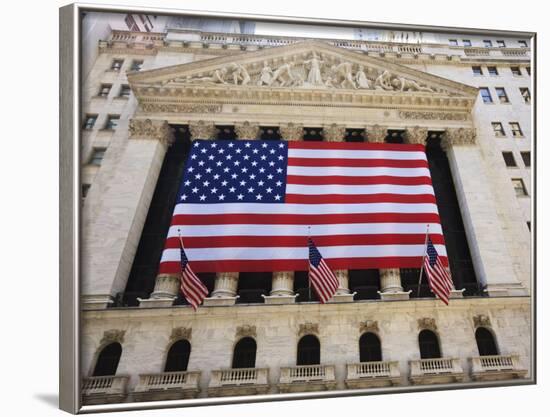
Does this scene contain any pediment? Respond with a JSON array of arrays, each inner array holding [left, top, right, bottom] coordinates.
[[128, 40, 478, 111]]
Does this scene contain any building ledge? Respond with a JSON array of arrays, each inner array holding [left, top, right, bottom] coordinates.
[[207, 368, 270, 397], [470, 355, 527, 382], [345, 361, 401, 389], [278, 365, 336, 393], [409, 358, 465, 385], [132, 371, 201, 402], [82, 375, 129, 405]]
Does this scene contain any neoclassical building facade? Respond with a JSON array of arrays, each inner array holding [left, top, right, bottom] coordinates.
[[80, 26, 532, 405]]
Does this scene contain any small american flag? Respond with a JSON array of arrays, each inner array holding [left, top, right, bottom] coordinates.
[[178, 236, 208, 310], [423, 236, 453, 305], [308, 237, 339, 303]]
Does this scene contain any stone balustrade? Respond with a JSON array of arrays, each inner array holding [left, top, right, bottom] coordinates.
[[345, 361, 401, 388], [133, 371, 201, 401], [278, 364, 336, 392], [409, 358, 465, 385], [82, 375, 129, 405], [470, 354, 527, 381], [208, 368, 270, 397]]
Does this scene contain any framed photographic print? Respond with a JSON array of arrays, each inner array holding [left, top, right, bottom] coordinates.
[[59, 2, 536, 413]]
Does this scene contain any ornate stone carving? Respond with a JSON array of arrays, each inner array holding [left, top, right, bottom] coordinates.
[[235, 121, 260, 140], [236, 325, 257, 338], [398, 111, 469, 121], [279, 123, 304, 141], [189, 120, 217, 140], [100, 329, 125, 345], [441, 127, 477, 150], [359, 320, 379, 334], [298, 322, 319, 337], [404, 126, 428, 145], [391, 76, 434, 92], [323, 124, 346, 142], [170, 327, 192, 341], [141, 103, 222, 113], [473, 314, 491, 328], [417, 318, 437, 332], [128, 119, 174, 146], [304, 52, 325, 86], [367, 125, 387, 143]]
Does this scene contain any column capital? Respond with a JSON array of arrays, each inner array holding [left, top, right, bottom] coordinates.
[[128, 118, 174, 146], [378, 268, 410, 301], [367, 124, 387, 143], [235, 121, 260, 140], [441, 127, 477, 150], [139, 273, 178, 308], [323, 124, 346, 142], [404, 126, 428, 145], [279, 123, 304, 141], [189, 120, 217, 141], [204, 272, 239, 306]]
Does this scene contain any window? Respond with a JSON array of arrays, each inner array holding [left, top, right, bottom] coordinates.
[[520, 88, 531, 104], [472, 66, 483, 75], [82, 183, 91, 198], [164, 339, 191, 372], [492, 122, 506, 137], [527, 221, 531, 231], [512, 178, 528, 196], [509, 122, 524, 137], [495, 87, 509, 103], [502, 152, 517, 167], [118, 84, 131, 98], [418, 330, 441, 359], [479, 87, 493, 103], [359, 333, 382, 362], [297, 335, 320, 365], [92, 343, 122, 376], [526, 66, 531, 76], [110, 59, 124, 71], [518, 40, 528, 48], [89, 148, 106, 166], [104, 115, 120, 130], [511, 66, 522, 76], [232, 337, 257, 369], [487, 66, 499, 76], [98, 83, 112, 97], [83, 114, 97, 130], [483, 40, 493, 48], [521, 151, 531, 167], [462, 39, 472, 47], [130, 60, 143, 71], [236, 272, 271, 303], [349, 269, 380, 300], [475, 328, 499, 356], [496, 40, 506, 47], [449, 39, 458, 46]]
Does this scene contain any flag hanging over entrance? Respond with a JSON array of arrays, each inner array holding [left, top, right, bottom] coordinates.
[[159, 139, 448, 273], [423, 236, 453, 305]]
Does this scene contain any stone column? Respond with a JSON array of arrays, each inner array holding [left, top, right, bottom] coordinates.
[[82, 119, 174, 309], [279, 123, 304, 141], [189, 120, 217, 141], [366, 124, 388, 143], [442, 128, 527, 297], [404, 126, 428, 145], [263, 271, 297, 304], [204, 272, 240, 306], [323, 123, 346, 142], [378, 269, 411, 300], [235, 121, 260, 140]]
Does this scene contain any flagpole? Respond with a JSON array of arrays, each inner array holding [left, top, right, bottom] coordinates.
[[417, 224, 430, 297]]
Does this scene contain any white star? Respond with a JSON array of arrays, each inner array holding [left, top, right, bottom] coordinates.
[[249, 174, 256, 179], [203, 180, 210, 186], [193, 141, 200, 147], [221, 180, 228, 186], [256, 194, 263, 200], [258, 180, 265, 186], [259, 167, 265, 173], [240, 180, 246, 186], [278, 155, 284, 160], [241, 167, 248, 173], [229, 187, 236, 192], [224, 167, 230, 173], [211, 142, 217, 148], [226, 154, 232, 160], [266, 187, 273, 193], [191, 154, 197, 159], [200, 148, 207, 154], [262, 143, 268, 148], [276, 181, 283, 187], [244, 142, 251, 148], [187, 167, 194, 172], [216, 161, 222, 167], [192, 187, 199, 193], [243, 155, 250, 160], [181, 194, 187, 200], [218, 194, 225, 201], [198, 160, 205, 166], [269, 149, 276, 154], [237, 194, 244, 200], [195, 173, 202, 179], [253, 149, 259, 154], [228, 142, 234, 148], [275, 194, 281, 200], [278, 143, 284, 148], [211, 187, 218, 194], [269, 161, 275, 167], [276, 168, 283, 173], [208, 155, 215, 160], [206, 168, 212, 173], [236, 148, 242, 154], [213, 174, 220, 180], [267, 174, 274, 179], [248, 187, 255, 193], [218, 148, 225, 154], [234, 161, 240, 166], [199, 194, 206, 201], [261, 155, 267, 160], [251, 161, 258, 167], [184, 180, 191, 186], [231, 173, 238, 179]]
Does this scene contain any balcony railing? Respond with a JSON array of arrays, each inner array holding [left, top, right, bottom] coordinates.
[[135, 370, 200, 390], [208, 368, 270, 396], [470, 355, 527, 381], [82, 376, 129, 404], [346, 361, 401, 388], [409, 358, 464, 384], [279, 364, 336, 392]]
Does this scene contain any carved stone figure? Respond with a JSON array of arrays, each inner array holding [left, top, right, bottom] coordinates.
[[330, 61, 356, 89], [391, 76, 434, 92], [324, 75, 337, 88], [229, 63, 250, 86], [304, 52, 325, 85], [355, 65, 371, 89], [374, 70, 394, 91], [257, 61, 273, 86], [269, 62, 296, 87]]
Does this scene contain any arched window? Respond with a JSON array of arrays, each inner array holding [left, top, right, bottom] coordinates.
[[232, 337, 257, 369], [475, 327, 499, 356], [92, 342, 122, 376], [164, 339, 191, 372], [359, 332, 382, 362], [297, 335, 320, 365], [418, 330, 441, 359]]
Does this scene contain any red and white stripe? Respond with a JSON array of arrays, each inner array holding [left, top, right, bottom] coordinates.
[[424, 255, 453, 305], [309, 259, 340, 304], [180, 263, 209, 310], [160, 142, 448, 273]]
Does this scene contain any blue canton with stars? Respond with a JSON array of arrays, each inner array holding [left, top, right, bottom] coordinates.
[[177, 140, 289, 204], [426, 238, 439, 267], [308, 238, 323, 268]]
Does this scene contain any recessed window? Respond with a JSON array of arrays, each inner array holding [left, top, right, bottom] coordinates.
[[496, 40, 506, 48], [98, 84, 112, 98], [511, 66, 522, 76], [487, 66, 499, 76], [495, 87, 509, 103], [502, 152, 517, 167], [463, 39, 472, 47], [492, 122, 506, 137], [520, 88, 531, 104], [483, 40, 493, 48], [512, 178, 528, 197], [527, 221, 531, 231], [518, 40, 528, 48], [104, 115, 120, 130], [472, 66, 483, 75], [509, 122, 524, 137], [449, 39, 458, 46], [479, 87, 493, 103], [118, 84, 131, 98], [89, 148, 106, 166], [130, 60, 143, 71], [82, 183, 91, 198], [83, 114, 98, 130], [526, 66, 531, 76], [110, 59, 124, 71], [521, 151, 531, 167]]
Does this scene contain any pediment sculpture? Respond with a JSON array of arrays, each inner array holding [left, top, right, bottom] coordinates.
[[163, 52, 437, 93]]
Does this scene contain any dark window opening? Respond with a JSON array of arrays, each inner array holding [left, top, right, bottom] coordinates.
[[260, 126, 282, 140], [502, 152, 517, 167], [475, 327, 499, 356], [236, 272, 272, 303], [294, 271, 319, 302], [232, 337, 257, 368], [82, 184, 91, 199], [418, 330, 441, 359], [349, 269, 380, 300], [164, 339, 191, 372], [216, 125, 237, 140], [92, 343, 122, 376], [521, 152, 531, 167], [386, 130, 405, 144], [303, 127, 323, 141], [297, 335, 320, 365], [401, 268, 434, 298], [359, 332, 382, 362], [345, 129, 366, 142]]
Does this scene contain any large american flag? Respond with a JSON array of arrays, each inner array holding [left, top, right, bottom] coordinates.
[[308, 237, 339, 303], [423, 236, 453, 305], [159, 139, 448, 274]]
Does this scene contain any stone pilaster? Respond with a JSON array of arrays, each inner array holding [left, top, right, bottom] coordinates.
[[189, 120, 217, 141], [263, 271, 297, 304], [378, 269, 411, 301], [279, 123, 304, 141], [366, 125, 387, 143], [323, 124, 346, 142], [235, 121, 260, 140], [203, 272, 239, 306], [404, 126, 428, 145]]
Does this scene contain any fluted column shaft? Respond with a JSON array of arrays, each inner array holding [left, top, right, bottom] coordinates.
[[379, 269, 404, 293], [211, 272, 239, 298], [270, 271, 295, 296], [335, 269, 350, 295]]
